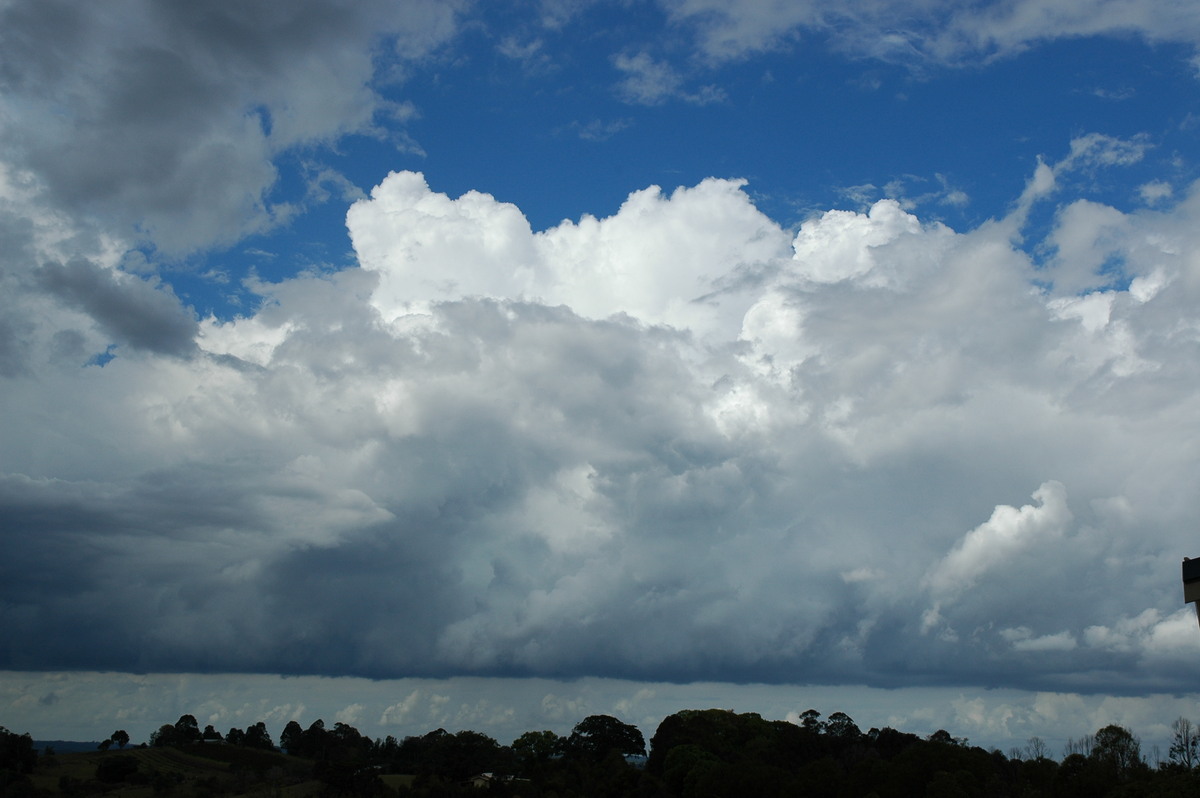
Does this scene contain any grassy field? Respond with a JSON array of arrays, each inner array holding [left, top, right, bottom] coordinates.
[[23, 744, 335, 797], [380, 773, 417, 791]]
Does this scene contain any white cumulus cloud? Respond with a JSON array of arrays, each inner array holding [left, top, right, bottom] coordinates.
[[925, 481, 1073, 598]]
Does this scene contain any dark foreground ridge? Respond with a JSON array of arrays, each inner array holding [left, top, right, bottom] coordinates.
[[5, 706, 1200, 796]]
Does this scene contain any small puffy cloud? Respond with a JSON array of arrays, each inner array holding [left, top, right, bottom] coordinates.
[[335, 703, 366, 725], [1018, 158, 1058, 209], [380, 690, 425, 726], [662, 0, 820, 61], [1138, 180, 1173, 204], [566, 118, 634, 142], [1008, 133, 1148, 232], [1001, 627, 1078, 652], [788, 199, 944, 287], [612, 51, 727, 105], [1084, 608, 1200, 662], [841, 567, 883, 584], [613, 51, 683, 105], [845, 174, 970, 213], [925, 482, 1073, 599], [1063, 133, 1150, 170], [498, 36, 555, 75], [1042, 199, 1132, 294], [541, 693, 590, 722], [1092, 85, 1136, 100]]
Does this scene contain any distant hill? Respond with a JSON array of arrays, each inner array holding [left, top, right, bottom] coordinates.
[[33, 740, 107, 753], [24, 741, 315, 796]]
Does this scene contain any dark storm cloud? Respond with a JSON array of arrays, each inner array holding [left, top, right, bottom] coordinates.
[[36, 259, 198, 357], [0, 317, 32, 378], [0, 0, 463, 253], [0, 206, 42, 376]]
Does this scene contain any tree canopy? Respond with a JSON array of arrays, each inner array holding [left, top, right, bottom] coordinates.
[[566, 714, 646, 761], [10, 705, 1200, 797]]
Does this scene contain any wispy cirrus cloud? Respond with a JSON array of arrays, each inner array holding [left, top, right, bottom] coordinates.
[[662, 0, 1200, 65], [613, 51, 727, 105]]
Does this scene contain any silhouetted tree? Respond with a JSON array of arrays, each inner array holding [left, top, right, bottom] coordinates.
[[280, 720, 303, 755], [301, 719, 327, 760], [243, 721, 274, 750], [0, 727, 36, 775], [1170, 716, 1199, 771], [110, 729, 130, 749], [175, 714, 201, 744], [149, 724, 175, 747], [1056, 752, 1106, 798], [513, 729, 562, 767], [394, 728, 509, 779], [648, 707, 811, 788], [1092, 723, 1144, 779], [927, 728, 967, 747], [566, 714, 645, 761], [824, 711, 861, 739], [1063, 733, 1095, 759]]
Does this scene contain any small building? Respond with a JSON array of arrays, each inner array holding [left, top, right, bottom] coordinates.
[[462, 772, 528, 789], [1183, 558, 1200, 626], [463, 773, 499, 788]]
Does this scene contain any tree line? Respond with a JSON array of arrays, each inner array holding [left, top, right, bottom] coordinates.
[[5, 707, 1200, 796]]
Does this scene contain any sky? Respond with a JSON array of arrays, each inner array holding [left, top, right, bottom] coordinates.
[[3, 0, 1200, 757]]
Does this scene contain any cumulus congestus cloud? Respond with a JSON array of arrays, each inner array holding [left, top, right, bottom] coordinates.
[[3, 145, 1200, 691]]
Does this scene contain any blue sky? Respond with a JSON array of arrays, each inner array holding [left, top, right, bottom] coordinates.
[[4, 0, 1200, 755], [173, 4, 1200, 318]]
